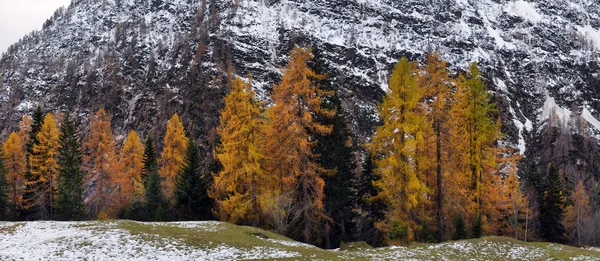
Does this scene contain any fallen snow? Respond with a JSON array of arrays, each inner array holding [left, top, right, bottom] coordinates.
[[540, 93, 571, 128], [0, 221, 299, 261], [505, 0, 543, 23], [582, 108, 600, 131], [577, 25, 600, 51]]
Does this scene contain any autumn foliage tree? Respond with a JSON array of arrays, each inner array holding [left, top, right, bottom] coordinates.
[[3, 132, 26, 218], [27, 113, 60, 219], [117, 131, 144, 209], [211, 77, 265, 226], [565, 180, 590, 246], [419, 52, 451, 242], [159, 113, 187, 201], [22, 106, 44, 220], [84, 108, 118, 219], [367, 57, 431, 243], [264, 47, 334, 244], [0, 150, 9, 220]]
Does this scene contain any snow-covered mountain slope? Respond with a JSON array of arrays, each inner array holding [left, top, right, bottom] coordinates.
[[0, 0, 599, 155]]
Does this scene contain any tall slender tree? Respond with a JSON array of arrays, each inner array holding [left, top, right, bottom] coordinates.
[[310, 47, 356, 248], [211, 77, 265, 225], [142, 136, 166, 221], [540, 164, 567, 243], [117, 131, 144, 208], [176, 138, 210, 220], [420, 52, 451, 242], [22, 106, 44, 220], [83, 108, 118, 218], [3, 132, 26, 219], [27, 113, 60, 219], [55, 113, 85, 221], [0, 150, 9, 220], [366, 57, 431, 242], [159, 113, 187, 202], [264, 47, 334, 244]]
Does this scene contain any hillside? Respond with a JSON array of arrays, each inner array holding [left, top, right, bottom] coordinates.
[[0, 220, 599, 260]]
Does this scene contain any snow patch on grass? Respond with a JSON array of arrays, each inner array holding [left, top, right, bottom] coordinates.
[[0, 221, 299, 260]]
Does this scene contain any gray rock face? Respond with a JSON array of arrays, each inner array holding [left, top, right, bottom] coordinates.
[[0, 0, 599, 156]]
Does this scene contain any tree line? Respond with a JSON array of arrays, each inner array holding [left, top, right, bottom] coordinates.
[[0, 47, 590, 248]]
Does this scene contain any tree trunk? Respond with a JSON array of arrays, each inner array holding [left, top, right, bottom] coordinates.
[[436, 124, 443, 242]]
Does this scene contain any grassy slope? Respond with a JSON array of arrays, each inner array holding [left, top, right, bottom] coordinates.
[[118, 221, 600, 261], [1, 220, 599, 260]]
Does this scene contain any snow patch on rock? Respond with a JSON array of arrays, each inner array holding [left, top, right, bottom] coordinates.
[[505, 0, 543, 23]]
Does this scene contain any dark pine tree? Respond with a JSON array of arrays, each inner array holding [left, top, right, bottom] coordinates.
[[0, 150, 9, 220], [539, 164, 567, 243], [310, 46, 356, 249], [141, 136, 158, 188], [352, 154, 386, 247], [55, 113, 86, 221], [175, 138, 211, 220], [452, 215, 467, 240], [142, 137, 167, 221], [22, 105, 45, 220]]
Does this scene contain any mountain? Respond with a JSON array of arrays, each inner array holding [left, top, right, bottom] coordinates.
[[0, 0, 599, 168]]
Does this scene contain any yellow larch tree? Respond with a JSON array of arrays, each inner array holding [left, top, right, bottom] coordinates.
[[264, 47, 334, 244], [116, 130, 145, 208], [565, 180, 590, 246], [446, 63, 500, 237], [19, 116, 32, 147], [28, 113, 60, 218], [419, 51, 451, 242], [83, 108, 119, 218], [366, 57, 431, 243], [159, 113, 187, 202], [211, 76, 265, 226], [3, 132, 26, 216]]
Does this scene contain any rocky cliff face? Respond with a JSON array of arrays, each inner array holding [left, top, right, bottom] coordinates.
[[0, 0, 599, 168]]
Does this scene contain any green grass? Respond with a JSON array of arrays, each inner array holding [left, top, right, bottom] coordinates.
[[116, 221, 600, 260]]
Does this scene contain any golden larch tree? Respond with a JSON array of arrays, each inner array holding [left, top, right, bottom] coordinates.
[[211, 76, 265, 226], [3, 132, 26, 215], [264, 47, 334, 244], [159, 113, 187, 201], [366, 57, 431, 243], [419, 51, 451, 242], [19, 116, 32, 147], [117, 130, 145, 208], [27, 113, 60, 218], [565, 180, 590, 246], [84, 108, 119, 218]]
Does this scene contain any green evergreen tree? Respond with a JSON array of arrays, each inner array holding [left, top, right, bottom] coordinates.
[[452, 215, 467, 240], [352, 154, 386, 247], [55, 113, 85, 221], [142, 137, 166, 221], [141, 136, 158, 188], [539, 164, 567, 243], [310, 46, 356, 249], [22, 105, 45, 220], [471, 214, 483, 238], [0, 151, 9, 220], [175, 138, 211, 220]]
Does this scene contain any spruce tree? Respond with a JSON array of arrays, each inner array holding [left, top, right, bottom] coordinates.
[[22, 106, 44, 220], [352, 154, 386, 247], [141, 136, 158, 188], [452, 215, 467, 240], [539, 164, 567, 243], [310, 46, 356, 248], [0, 150, 9, 220], [55, 113, 85, 221], [175, 138, 210, 220], [142, 137, 166, 221]]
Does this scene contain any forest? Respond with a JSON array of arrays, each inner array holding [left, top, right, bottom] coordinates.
[[0, 46, 591, 249]]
